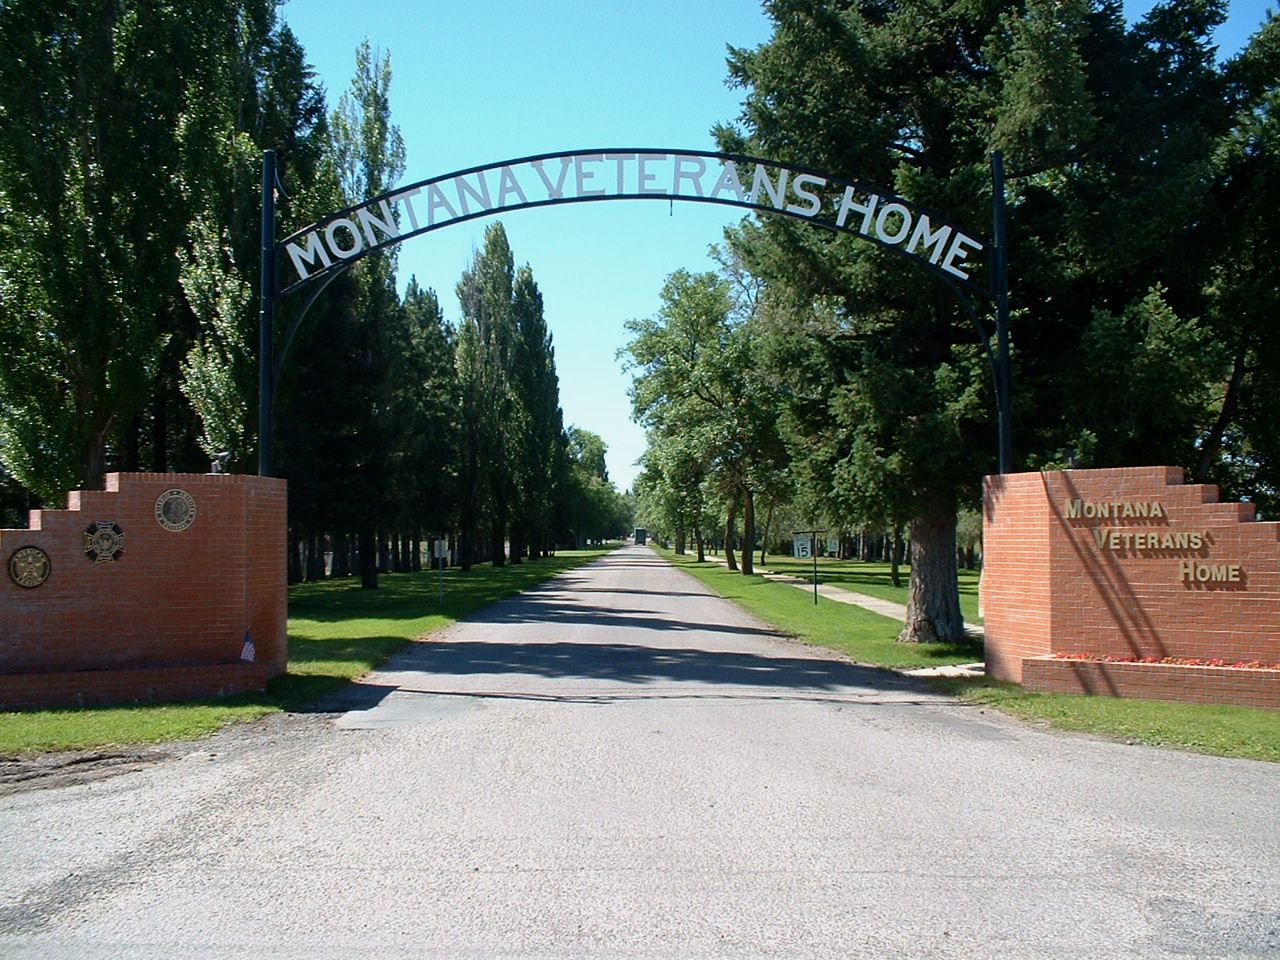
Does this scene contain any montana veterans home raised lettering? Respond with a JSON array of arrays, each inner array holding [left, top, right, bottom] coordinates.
[[1063, 497, 1243, 583], [982, 467, 1280, 708], [279, 150, 986, 295]]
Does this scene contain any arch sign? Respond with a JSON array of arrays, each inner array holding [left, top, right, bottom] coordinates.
[[259, 147, 1011, 475], [278, 149, 986, 298]]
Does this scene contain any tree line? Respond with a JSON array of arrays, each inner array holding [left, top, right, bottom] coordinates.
[[626, 0, 1279, 642], [0, 3, 632, 584]]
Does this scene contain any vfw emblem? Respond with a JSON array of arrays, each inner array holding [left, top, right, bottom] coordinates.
[[84, 521, 125, 563]]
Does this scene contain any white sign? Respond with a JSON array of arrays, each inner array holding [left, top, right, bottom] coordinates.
[[826, 538, 839, 556], [432, 539, 448, 559], [283, 152, 985, 288], [794, 537, 812, 560]]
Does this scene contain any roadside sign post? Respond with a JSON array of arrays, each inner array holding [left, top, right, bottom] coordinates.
[[433, 539, 448, 605], [793, 529, 826, 604]]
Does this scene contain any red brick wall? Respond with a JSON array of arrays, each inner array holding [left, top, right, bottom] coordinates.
[[0, 663, 272, 712], [983, 466, 1280, 708], [980, 472, 1054, 681], [0, 473, 287, 709]]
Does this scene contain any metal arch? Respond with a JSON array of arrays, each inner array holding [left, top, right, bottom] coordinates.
[[258, 147, 1014, 477], [273, 147, 994, 303], [271, 262, 352, 397]]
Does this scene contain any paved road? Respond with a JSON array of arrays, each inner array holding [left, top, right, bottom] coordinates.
[[1, 545, 1277, 959]]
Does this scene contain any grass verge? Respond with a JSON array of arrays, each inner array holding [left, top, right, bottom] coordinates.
[[741, 553, 982, 623], [930, 675, 1280, 763], [661, 549, 982, 668], [0, 549, 611, 757], [662, 548, 1280, 763]]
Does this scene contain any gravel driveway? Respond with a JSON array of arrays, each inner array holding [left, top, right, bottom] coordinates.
[[1, 545, 1276, 958]]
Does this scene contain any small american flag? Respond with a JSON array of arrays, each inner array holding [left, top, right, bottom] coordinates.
[[240, 632, 256, 662]]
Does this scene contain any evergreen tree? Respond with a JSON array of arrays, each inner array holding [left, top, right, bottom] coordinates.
[[455, 223, 517, 568], [717, 0, 1255, 640], [314, 40, 405, 589], [391, 279, 461, 560], [511, 265, 561, 559]]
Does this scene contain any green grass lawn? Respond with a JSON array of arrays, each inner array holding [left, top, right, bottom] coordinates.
[[0, 549, 611, 757], [662, 549, 983, 668], [663, 548, 1280, 763], [743, 552, 983, 623], [932, 675, 1280, 764]]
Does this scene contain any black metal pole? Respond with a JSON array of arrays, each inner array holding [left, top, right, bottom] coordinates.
[[812, 535, 818, 605], [258, 150, 277, 477], [991, 150, 1012, 474]]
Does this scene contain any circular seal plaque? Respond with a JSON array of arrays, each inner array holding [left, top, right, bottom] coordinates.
[[84, 521, 125, 563], [9, 546, 51, 588], [155, 488, 197, 532]]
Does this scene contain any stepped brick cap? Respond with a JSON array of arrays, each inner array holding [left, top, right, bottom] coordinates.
[[1, 472, 286, 710], [981, 466, 1279, 709]]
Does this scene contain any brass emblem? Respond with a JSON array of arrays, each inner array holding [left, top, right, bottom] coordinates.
[[9, 546, 51, 588], [84, 521, 125, 563], [155, 488, 197, 532]]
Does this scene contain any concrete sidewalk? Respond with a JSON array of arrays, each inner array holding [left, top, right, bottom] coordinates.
[[696, 551, 984, 677]]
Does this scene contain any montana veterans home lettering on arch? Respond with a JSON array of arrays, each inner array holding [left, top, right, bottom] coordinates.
[[277, 148, 989, 297], [260, 147, 1013, 479]]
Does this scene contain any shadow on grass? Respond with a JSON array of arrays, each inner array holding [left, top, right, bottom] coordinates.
[[290, 555, 609, 624], [662, 550, 984, 668], [757, 557, 981, 614]]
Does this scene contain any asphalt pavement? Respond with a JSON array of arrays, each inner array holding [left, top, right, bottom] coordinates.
[[1, 544, 1276, 959]]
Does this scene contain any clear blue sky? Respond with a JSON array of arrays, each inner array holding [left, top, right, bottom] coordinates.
[[280, 0, 1273, 492]]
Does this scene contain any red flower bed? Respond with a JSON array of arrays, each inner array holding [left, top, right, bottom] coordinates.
[[1052, 653, 1280, 670]]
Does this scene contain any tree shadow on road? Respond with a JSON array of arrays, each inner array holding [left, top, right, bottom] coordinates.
[[307, 636, 947, 716], [466, 595, 785, 638]]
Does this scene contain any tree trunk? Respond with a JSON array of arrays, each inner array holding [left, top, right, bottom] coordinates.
[[287, 530, 303, 585], [333, 533, 350, 577], [898, 508, 964, 643], [725, 497, 738, 572], [491, 519, 506, 567], [695, 528, 705, 563], [740, 487, 755, 576], [759, 503, 774, 567], [374, 532, 388, 574], [306, 533, 326, 580], [359, 529, 379, 590], [674, 528, 686, 555], [459, 527, 473, 572], [1194, 336, 1248, 483], [122, 416, 141, 473], [411, 534, 422, 572], [889, 526, 905, 588], [510, 527, 523, 565]]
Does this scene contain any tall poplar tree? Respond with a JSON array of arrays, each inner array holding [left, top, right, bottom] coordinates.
[[511, 265, 561, 560], [0, 2, 271, 500], [317, 39, 405, 589], [455, 223, 517, 567]]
